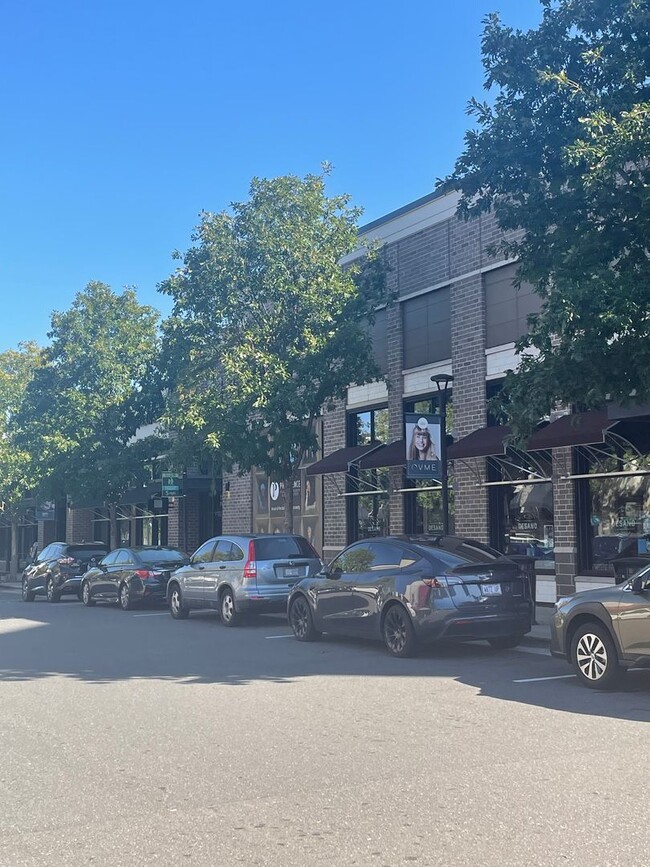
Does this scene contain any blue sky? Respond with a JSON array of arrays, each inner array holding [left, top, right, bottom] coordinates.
[[0, 0, 542, 353]]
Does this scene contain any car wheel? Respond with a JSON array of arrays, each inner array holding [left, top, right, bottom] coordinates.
[[81, 581, 95, 607], [169, 584, 189, 620], [219, 587, 239, 627], [570, 621, 621, 690], [289, 595, 320, 641], [22, 578, 35, 602], [382, 604, 417, 658], [46, 577, 60, 603], [119, 582, 133, 611], [488, 634, 524, 650]]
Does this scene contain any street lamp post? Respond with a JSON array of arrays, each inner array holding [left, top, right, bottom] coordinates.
[[431, 373, 453, 534]]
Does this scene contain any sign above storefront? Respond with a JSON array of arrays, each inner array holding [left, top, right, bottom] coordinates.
[[161, 473, 182, 496], [405, 413, 442, 480]]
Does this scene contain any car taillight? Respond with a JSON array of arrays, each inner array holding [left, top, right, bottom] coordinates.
[[134, 569, 159, 580], [58, 557, 75, 566], [242, 540, 257, 583], [423, 577, 444, 588]]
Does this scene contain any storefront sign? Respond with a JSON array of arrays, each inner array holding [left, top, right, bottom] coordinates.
[[405, 413, 442, 480], [161, 473, 182, 496]]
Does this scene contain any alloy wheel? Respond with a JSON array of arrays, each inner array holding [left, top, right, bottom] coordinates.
[[382, 605, 416, 657], [82, 582, 93, 607], [120, 584, 130, 610], [46, 578, 58, 602], [290, 597, 310, 639], [575, 632, 608, 682], [221, 591, 234, 623]]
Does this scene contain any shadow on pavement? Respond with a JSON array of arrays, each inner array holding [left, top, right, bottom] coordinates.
[[1, 595, 649, 723]]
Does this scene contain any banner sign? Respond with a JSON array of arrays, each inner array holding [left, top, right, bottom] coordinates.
[[405, 413, 442, 480]]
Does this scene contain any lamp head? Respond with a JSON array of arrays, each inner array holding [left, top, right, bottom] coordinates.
[[430, 373, 453, 391]]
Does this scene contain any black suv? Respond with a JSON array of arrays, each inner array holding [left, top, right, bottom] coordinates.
[[22, 541, 110, 603]]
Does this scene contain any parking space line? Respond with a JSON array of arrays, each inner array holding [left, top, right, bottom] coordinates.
[[133, 613, 169, 617], [265, 634, 294, 639], [513, 674, 576, 683]]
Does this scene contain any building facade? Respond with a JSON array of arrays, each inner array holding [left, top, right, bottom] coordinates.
[[223, 188, 650, 602]]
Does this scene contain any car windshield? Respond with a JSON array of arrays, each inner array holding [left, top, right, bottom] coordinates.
[[136, 549, 186, 563], [254, 537, 316, 560]]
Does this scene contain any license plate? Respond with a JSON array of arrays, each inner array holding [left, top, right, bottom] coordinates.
[[284, 568, 300, 578], [482, 583, 502, 596]]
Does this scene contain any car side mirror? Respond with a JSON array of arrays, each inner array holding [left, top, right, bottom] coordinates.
[[631, 575, 650, 593], [89, 557, 97, 567]]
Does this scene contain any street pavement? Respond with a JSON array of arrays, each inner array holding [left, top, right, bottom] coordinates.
[[1, 585, 649, 867]]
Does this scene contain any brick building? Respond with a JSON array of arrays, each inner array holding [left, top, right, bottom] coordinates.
[[223, 187, 650, 602]]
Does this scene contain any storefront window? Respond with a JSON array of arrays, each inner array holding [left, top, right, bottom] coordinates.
[[348, 407, 389, 542], [586, 466, 650, 579], [501, 482, 555, 572]]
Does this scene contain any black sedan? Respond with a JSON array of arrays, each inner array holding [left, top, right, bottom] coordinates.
[[288, 535, 532, 657], [81, 547, 189, 610], [22, 541, 110, 602]]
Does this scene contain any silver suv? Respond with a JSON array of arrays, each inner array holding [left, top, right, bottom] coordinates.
[[167, 534, 322, 626]]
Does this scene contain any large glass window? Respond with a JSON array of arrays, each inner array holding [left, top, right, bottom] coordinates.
[[578, 449, 650, 581], [347, 407, 390, 542]]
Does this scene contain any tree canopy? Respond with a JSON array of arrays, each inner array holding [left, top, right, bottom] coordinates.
[[448, 0, 650, 435], [160, 170, 388, 528], [17, 282, 164, 519]]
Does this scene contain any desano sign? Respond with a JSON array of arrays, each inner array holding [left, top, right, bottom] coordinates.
[[405, 413, 441, 480]]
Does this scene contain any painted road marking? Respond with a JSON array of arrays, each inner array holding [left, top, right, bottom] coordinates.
[[265, 634, 294, 639], [513, 674, 576, 683], [132, 612, 169, 617]]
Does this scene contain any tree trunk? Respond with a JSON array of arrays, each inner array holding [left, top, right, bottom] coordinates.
[[9, 513, 19, 579], [109, 504, 118, 549]]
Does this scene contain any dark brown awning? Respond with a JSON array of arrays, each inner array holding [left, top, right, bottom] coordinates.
[[356, 439, 406, 470], [305, 442, 383, 476], [527, 410, 611, 451], [447, 425, 512, 460]]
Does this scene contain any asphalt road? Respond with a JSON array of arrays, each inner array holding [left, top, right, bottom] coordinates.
[[1, 586, 649, 867]]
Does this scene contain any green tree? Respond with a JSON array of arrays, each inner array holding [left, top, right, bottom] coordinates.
[[160, 170, 389, 531], [18, 282, 164, 546], [448, 0, 650, 435], [0, 342, 44, 577]]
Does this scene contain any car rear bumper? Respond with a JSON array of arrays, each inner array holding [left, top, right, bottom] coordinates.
[[419, 612, 532, 642], [57, 576, 85, 595], [236, 585, 291, 613]]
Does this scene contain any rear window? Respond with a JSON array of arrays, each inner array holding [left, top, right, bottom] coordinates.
[[254, 537, 317, 560], [410, 538, 502, 565], [68, 546, 109, 560], [137, 549, 186, 564]]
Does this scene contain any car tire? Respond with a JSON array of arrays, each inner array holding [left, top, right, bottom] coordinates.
[[289, 595, 320, 641], [22, 578, 35, 602], [382, 603, 417, 658], [570, 621, 622, 690], [488, 634, 525, 650], [168, 584, 189, 620], [219, 587, 240, 627], [46, 577, 60, 603], [81, 581, 95, 607], [119, 582, 134, 611]]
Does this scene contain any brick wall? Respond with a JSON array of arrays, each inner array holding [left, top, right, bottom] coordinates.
[[552, 446, 578, 597], [222, 467, 253, 534], [66, 508, 94, 544], [449, 272, 489, 542], [322, 399, 347, 560]]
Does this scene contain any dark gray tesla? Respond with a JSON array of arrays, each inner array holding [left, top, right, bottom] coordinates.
[[287, 535, 532, 657]]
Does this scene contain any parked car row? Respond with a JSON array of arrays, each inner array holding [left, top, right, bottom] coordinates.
[[21, 532, 650, 689]]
